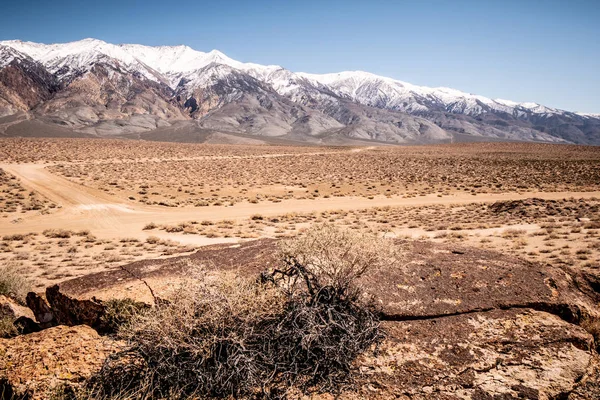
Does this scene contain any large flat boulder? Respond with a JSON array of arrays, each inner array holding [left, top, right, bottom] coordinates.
[[59, 239, 277, 297], [52, 238, 600, 398], [359, 241, 599, 323]]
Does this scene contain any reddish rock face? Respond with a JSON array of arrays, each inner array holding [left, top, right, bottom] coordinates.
[[0, 59, 58, 113], [0, 325, 119, 399], [25, 292, 55, 328], [25, 286, 115, 333], [3, 238, 599, 398], [353, 310, 594, 399]]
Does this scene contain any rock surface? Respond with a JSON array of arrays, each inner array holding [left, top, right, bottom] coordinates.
[[358, 241, 599, 323], [25, 292, 54, 329], [0, 295, 39, 337], [353, 309, 594, 399], [26, 286, 108, 332], [0, 295, 33, 321], [0, 325, 117, 399], [11, 239, 600, 398]]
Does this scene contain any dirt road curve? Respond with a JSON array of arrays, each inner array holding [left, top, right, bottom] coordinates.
[[1, 163, 599, 245]]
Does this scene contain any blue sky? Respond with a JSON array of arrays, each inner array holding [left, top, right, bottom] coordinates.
[[1, 0, 599, 113]]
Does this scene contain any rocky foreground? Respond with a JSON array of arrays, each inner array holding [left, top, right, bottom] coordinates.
[[1, 239, 599, 399]]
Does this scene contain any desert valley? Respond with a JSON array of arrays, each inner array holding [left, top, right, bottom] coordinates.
[[1, 137, 599, 399]]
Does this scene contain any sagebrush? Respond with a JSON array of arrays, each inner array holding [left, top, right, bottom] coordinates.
[[89, 225, 392, 398]]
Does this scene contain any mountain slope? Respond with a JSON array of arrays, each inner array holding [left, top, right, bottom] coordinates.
[[0, 45, 59, 117], [0, 38, 597, 144]]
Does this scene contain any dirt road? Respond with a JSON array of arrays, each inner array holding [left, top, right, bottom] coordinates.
[[2, 163, 599, 245]]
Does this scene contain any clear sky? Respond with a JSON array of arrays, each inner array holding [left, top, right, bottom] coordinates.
[[1, 0, 598, 113]]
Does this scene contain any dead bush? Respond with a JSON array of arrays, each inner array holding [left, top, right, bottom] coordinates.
[[2, 234, 26, 241], [89, 225, 386, 398], [145, 236, 161, 245], [142, 222, 157, 230], [89, 274, 286, 398]]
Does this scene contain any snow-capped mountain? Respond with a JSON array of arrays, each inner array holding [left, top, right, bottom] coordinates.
[[0, 38, 598, 144], [297, 70, 569, 117]]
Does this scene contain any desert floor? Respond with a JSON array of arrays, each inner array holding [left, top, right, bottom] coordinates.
[[1, 138, 599, 289]]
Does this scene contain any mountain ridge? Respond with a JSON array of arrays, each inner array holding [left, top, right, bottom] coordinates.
[[1, 38, 598, 144]]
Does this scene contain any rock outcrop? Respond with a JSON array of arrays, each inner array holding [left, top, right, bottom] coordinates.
[[358, 241, 600, 323], [354, 310, 595, 399], [3, 238, 599, 398], [25, 292, 54, 329], [0, 295, 39, 337], [0, 325, 118, 399], [59, 238, 600, 398], [26, 286, 115, 333], [0, 295, 33, 321], [45, 285, 107, 330]]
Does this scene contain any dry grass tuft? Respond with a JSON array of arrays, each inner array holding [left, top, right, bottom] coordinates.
[[0, 264, 31, 304]]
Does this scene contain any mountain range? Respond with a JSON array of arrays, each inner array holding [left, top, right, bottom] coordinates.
[[1, 38, 599, 145]]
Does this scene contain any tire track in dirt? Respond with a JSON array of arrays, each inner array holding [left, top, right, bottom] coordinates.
[[2, 162, 599, 246]]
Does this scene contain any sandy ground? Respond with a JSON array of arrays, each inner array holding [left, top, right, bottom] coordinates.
[[1, 162, 599, 247]]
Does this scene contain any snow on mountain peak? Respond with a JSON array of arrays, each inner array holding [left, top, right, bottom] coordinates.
[[0, 38, 143, 77], [0, 44, 30, 68], [0, 38, 593, 119]]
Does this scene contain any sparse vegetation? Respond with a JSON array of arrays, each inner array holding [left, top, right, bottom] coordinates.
[[19, 140, 598, 207], [0, 168, 55, 215]]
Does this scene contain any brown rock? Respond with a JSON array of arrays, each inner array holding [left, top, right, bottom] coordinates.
[[357, 240, 599, 323], [0, 325, 118, 399], [26, 286, 109, 332], [1, 295, 39, 337], [45, 285, 106, 331], [54, 238, 600, 398], [352, 309, 594, 399], [568, 356, 600, 400], [12, 316, 42, 336], [0, 295, 34, 321], [25, 292, 54, 329]]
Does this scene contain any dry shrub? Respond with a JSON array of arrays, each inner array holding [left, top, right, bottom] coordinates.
[[90, 225, 386, 398], [142, 222, 157, 230], [90, 273, 286, 398], [100, 298, 150, 334], [2, 234, 26, 241], [0, 264, 31, 304], [0, 316, 17, 338], [277, 224, 394, 300], [43, 229, 73, 238], [145, 236, 160, 245]]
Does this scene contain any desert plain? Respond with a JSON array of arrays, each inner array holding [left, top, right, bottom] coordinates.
[[1, 139, 598, 289], [1, 138, 600, 399]]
